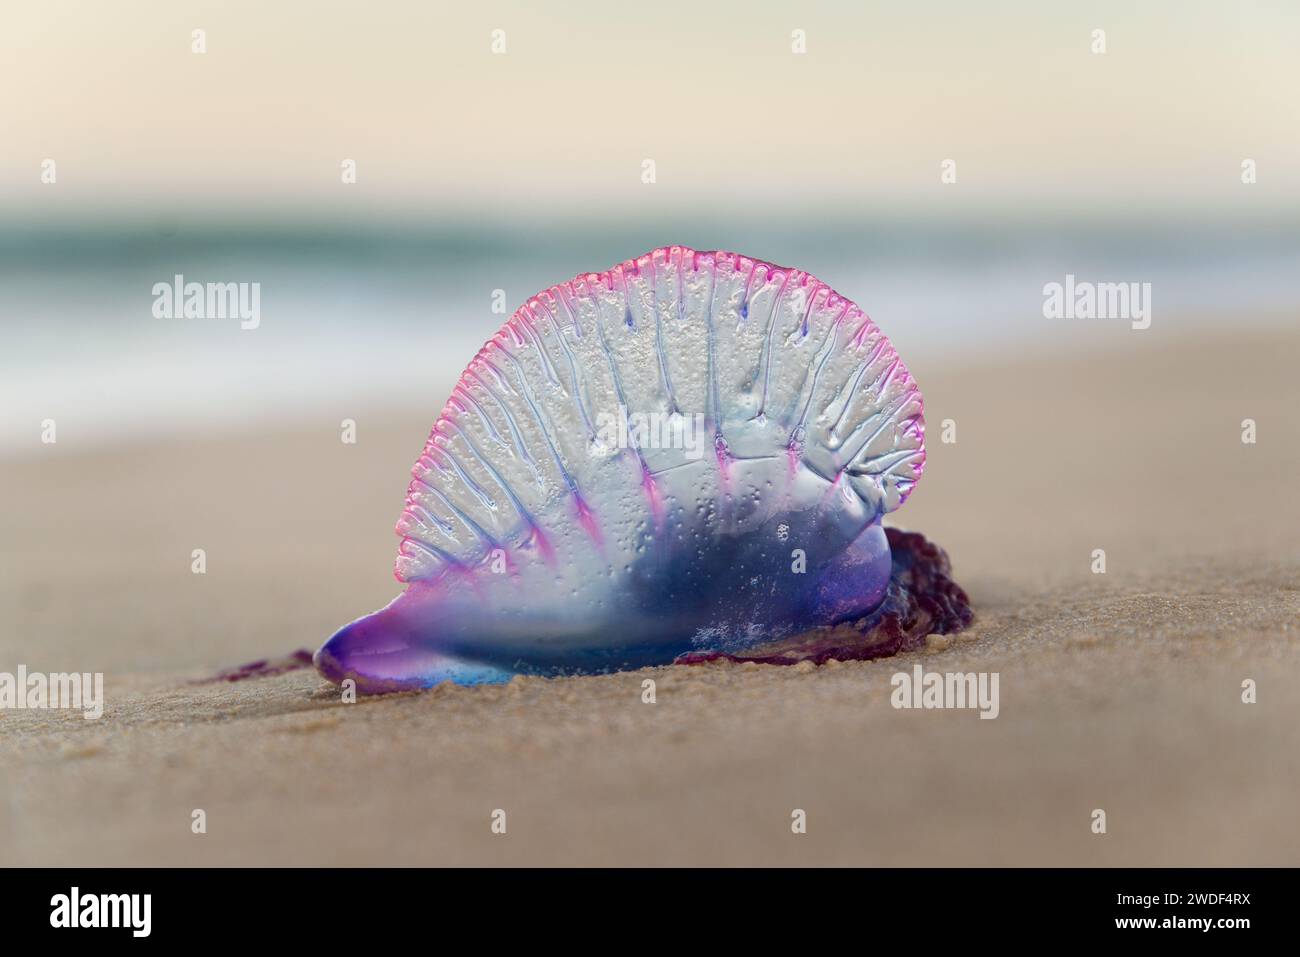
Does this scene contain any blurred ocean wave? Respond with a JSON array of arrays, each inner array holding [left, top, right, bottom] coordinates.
[[3, 215, 1297, 453]]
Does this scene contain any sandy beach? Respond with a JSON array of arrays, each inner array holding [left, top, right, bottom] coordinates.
[[2, 323, 1297, 867]]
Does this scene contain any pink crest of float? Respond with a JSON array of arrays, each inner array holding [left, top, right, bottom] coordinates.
[[393, 246, 925, 585]]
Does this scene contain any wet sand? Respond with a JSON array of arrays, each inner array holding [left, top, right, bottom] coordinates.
[[1, 325, 1297, 865]]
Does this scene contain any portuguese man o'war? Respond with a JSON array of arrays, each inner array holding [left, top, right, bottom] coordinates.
[[315, 247, 972, 693]]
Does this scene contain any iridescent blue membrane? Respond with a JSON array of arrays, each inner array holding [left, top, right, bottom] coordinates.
[[318, 511, 892, 689]]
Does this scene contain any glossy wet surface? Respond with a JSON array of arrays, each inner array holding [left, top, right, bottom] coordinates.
[[676, 527, 973, 667]]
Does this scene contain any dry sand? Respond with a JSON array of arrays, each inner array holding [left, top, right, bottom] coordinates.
[[2, 326, 1297, 866]]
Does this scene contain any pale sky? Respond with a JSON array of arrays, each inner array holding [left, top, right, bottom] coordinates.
[[3, 0, 1297, 220]]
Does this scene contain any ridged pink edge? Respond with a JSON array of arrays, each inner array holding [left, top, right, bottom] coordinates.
[[396, 246, 925, 582]]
